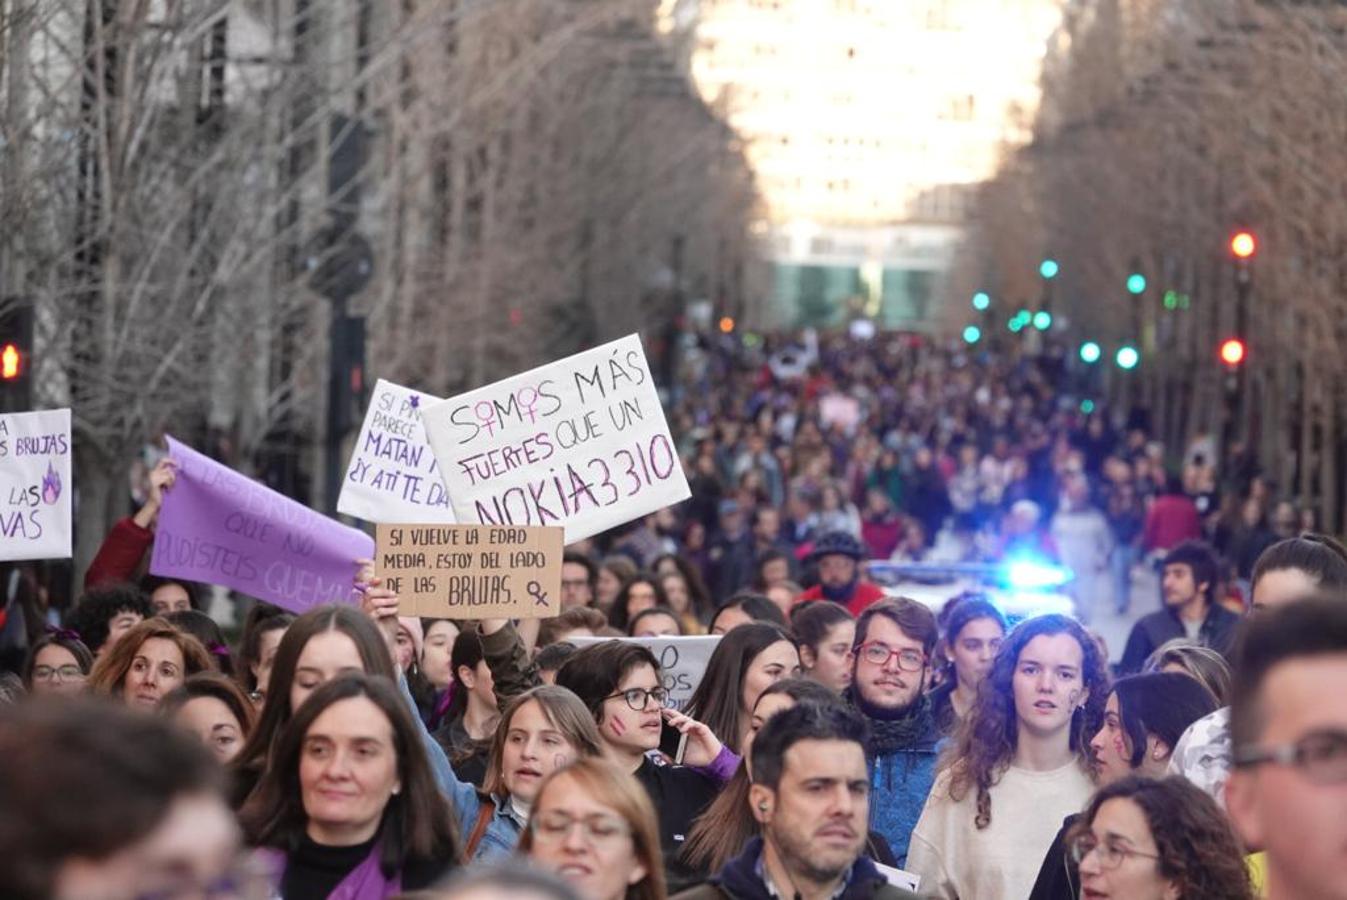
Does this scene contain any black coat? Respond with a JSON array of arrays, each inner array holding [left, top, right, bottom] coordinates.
[[1027, 814, 1078, 900], [1119, 603, 1240, 675], [635, 755, 720, 894]]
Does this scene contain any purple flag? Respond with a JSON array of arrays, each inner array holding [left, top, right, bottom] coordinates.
[[150, 436, 374, 614]]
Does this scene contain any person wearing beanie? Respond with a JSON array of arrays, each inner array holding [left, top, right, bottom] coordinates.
[[796, 531, 886, 616], [844, 598, 941, 866]]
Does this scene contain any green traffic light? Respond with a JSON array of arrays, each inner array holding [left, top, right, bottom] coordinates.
[[1127, 273, 1147, 295], [1079, 341, 1102, 364], [1116, 345, 1140, 370], [1040, 259, 1060, 280], [972, 292, 991, 311], [1008, 316, 1023, 333], [1033, 311, 1052, 331], [962, 325, 981, 344], [1081, 399, 1096, 414]]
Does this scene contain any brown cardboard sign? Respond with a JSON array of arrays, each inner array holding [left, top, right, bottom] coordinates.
[[375, 524, 563, 619]]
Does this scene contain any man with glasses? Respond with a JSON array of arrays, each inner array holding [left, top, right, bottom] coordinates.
[[556, 640, 720, 891], [675, 703, 919, 900], [846, 598, 941, 866], [561, 553, 597, 610], [1226, 596, 1347, 900]]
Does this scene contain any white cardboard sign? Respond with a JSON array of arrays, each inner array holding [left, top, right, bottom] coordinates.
[[338, 379, 457, 524], [0, 409, 72, 561], [568, 634, 721, 711], [420, 334, 690, 544]]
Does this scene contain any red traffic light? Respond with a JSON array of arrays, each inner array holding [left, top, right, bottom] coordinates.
[[1230, 231, 1257, 260], [1219, 338, 1246, 367], [0, 343, 20, 380]]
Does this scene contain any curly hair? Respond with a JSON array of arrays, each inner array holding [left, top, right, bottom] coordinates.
[[1067, 775, 1254, 899], [942, 613, 1109, 829]]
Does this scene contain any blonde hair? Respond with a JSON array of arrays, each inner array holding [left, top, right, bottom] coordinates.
[[88, 618, 215, 699], [481, 686, 604, 797], [519, 758, 667, 900]]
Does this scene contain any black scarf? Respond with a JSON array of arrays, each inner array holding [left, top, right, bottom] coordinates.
[[846, 687, 934, 756]]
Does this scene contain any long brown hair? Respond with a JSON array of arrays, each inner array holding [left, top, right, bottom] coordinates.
[[239, 673, 460, 874], [232, 605, 394, 787], [480, 686, 604, 798], [942, 613, 1108, 829], [87, 618, 214, 698], [681, 678, 839, 873], [519, 758, 666, 900], [1067, 775, 1254, 899]]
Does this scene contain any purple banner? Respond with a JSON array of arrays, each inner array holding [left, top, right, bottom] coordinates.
[[150, 436, 374, 614]]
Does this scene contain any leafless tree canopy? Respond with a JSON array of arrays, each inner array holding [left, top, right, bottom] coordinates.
[[952, 0, 1347, 528], [0, 0, 760, 565]]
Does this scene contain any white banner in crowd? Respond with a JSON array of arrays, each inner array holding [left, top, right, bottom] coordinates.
[[568, 634, 721, 710], [421, 334, 691, 544], [0, 409, 72, 561], [338, 379, 457, 524]]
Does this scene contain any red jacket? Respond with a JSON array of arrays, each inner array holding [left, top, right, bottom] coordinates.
[[796, 580, 887, 617], [84, 516, 154, 589], [1143, 495, 1202, 553]]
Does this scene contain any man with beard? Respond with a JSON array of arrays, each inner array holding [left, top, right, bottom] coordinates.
[[674, 703, 919, 900], [796, 531, 886, 616], [845, 598, 941, 866]]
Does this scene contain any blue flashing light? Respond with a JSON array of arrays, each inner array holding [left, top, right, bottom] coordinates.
[[1004, 559, 1074, 591]]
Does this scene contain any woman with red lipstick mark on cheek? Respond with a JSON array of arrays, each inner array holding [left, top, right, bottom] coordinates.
[[451, 686, 606, 861], [908, 614, 1110, 900], [555, 642, 722, 893]]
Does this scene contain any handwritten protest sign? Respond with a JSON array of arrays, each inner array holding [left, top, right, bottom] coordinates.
[[151, 437, 374, 614], [0, 409, 72, 561], [569, 635, 721, 710], [420, 334, 691, 544], [374, 523, 563, 619], [338, 379, 456, 524]]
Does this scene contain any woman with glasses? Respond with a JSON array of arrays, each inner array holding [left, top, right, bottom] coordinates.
[[519, 757, 666, 900], [21, 630, 92, 696], [241, 673, 460, 896], [1067, 775, 1253, 899], [554, 641, 723, 892], [1029, 671, 1217, 899], [908, 614, 1110, 899], [87, 618, 215, 709], [929, 595, 1007, 736], [682, 622, 799, 752]]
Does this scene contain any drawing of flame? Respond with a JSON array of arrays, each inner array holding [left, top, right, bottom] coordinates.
[[41, 462, 61, 505]]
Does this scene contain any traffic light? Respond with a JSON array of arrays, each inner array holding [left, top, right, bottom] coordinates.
[[1219, 338, 1246, 367], [1230, 230, 1257, 260], [1126, 273, 1147, 295], [972, 292, 991, 312], [1039, 258, 1060, 280], [962, 325, 982, 344], [0, 302, 34, 412], [1115, 345, 1140, 370], [1079, 341, 1102, 364]]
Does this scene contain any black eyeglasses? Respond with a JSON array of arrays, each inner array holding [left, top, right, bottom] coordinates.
[[603, 686, 669, 711], [1068, 833, 1161, 870], [1234, 729, 1347, 784]]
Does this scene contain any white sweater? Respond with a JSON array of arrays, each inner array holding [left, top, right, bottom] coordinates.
[[906, 760, 1094, 900]]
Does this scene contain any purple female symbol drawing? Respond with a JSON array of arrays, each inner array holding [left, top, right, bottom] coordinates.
[[473, 400, 497, 437], [41, 461, 62, 505], [517, 386, 540, 424]]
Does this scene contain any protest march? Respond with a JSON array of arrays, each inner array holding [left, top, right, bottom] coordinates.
[[0, 328, 1339, 900]]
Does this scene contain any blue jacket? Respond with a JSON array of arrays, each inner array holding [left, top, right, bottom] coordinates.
[[399, 674, 521, 860], [866, 722, 941, 867]]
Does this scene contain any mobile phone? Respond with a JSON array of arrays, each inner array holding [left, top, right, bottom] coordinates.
[[659, 718, 688, 763]]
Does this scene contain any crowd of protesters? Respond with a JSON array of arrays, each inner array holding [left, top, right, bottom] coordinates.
[[1, 329, 1345, 899]]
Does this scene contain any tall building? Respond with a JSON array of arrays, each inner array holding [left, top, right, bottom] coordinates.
[[664, 0, 1065, 328]]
